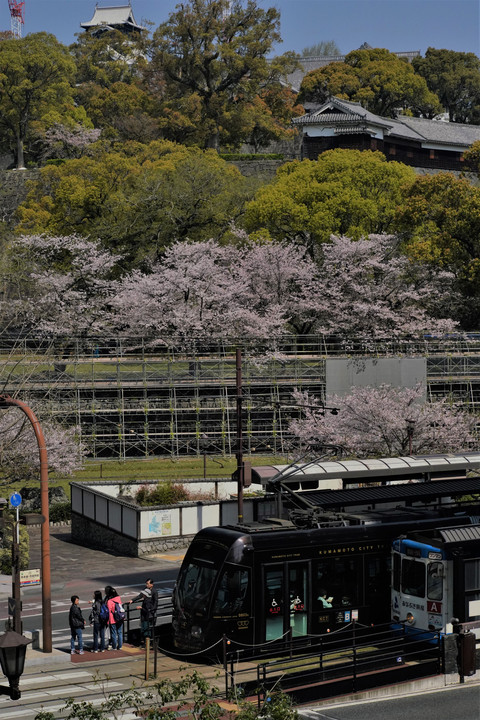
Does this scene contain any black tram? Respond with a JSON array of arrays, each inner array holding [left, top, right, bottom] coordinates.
[[172, 508, 480, 655]]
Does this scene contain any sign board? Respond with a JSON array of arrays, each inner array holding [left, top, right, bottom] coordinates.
[[8, 597, 21, 615], [20, 569, 41, 587], [351, 609, 359, 621], [9, 493, 22, 508]]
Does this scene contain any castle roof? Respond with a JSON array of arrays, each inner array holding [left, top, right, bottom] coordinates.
[[81, 3, 145, 34]]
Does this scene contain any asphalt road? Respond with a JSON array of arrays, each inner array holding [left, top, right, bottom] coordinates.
[[300, 684, 480, 720], [0, 524, 184, 651]]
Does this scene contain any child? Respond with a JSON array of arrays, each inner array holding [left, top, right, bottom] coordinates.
[[69, 595, 85, 655]]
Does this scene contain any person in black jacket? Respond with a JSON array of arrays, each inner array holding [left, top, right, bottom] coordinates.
[[89, 589, 106, 652], [69, 595, 85, 655], [128, 578, 158, 647]]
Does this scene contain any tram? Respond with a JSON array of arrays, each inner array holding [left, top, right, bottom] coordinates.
[[172, 507, 480, 654], [392, 525, 480, 634]]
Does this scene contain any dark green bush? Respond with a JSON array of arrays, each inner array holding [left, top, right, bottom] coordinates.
[[135, 481, 190, 506], [220, 153, 284, 161], [49, 502, 71, 522]]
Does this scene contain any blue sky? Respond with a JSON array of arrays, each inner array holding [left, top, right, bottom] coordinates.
[[0, 0, 478, 57]]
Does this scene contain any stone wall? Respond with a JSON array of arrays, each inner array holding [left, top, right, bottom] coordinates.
[[0, 168, 39, 226]]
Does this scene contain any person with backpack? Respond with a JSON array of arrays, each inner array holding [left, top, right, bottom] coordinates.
[[89, 589, 107, 652], [68, 595, 85, 655], [128, 578, 158, 648], [104, 585, 124, 651]]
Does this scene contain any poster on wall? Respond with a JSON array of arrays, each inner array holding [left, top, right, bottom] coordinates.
[[148, 509, 172, 536]]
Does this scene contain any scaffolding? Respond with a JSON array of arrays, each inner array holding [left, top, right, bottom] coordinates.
[[1, 334, 480, 460]]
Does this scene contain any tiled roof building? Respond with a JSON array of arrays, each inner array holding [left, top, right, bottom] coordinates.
[[80, 3, 145, 36], [293, 97, 480, 171]]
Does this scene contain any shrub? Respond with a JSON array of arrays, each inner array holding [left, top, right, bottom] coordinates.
[[135, 481, 191, 506], [49, 502, 71, 523]]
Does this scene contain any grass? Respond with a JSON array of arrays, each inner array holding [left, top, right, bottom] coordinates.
[[0, 454, 288, 500]]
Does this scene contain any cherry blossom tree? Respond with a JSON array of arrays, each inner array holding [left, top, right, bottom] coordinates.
[[0, 407, 85, 482], [109, 237, 322, 339], [289, 385, 477, 457], [5, 234, 120, 337], [309, 234, 458, 338], [42, 123, 101, 160]]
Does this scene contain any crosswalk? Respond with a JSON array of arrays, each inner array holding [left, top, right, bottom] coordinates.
[[0, 668, 150, 719]]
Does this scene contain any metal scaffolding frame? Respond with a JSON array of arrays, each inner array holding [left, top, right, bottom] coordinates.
[[1, 335, 480, 459]]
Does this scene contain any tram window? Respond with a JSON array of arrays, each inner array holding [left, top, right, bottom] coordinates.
[[465, 559, 480, 592], [213, 568, 250, 615], [401, 558, 425, 598], [393, 553, 401, 592], [314, 558, 360, 609], [179, 562, 217, 608], [366, 555, 391, 600], [427, 562, 443, 601]]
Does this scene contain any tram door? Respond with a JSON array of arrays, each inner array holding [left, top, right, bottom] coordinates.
[[264, 563, 308, 641]]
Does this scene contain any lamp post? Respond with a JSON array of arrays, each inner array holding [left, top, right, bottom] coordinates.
[[0, 630, 31, 700], [0, 397, 52, 653]]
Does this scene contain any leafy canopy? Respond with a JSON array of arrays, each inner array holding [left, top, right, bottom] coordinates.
[[244, 148, 416, 254], [299, 47, 441, 118]]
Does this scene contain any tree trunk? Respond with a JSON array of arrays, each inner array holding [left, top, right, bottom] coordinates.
[[16, 135, 25, 170]]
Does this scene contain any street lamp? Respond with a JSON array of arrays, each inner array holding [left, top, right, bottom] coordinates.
[[0, 630, 31, 700], [0, 396, 52, 653]]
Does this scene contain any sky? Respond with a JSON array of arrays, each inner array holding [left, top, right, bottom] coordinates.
[[0, 0, 478, 58]]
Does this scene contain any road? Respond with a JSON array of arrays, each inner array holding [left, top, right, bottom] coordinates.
[[299, 684, 480, 720], [0, 524, 183, 653]]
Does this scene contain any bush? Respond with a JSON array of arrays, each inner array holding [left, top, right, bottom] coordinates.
[[220, 153, 284, 161], [135, 481, 191, 506], [49, 502, 71, 522]]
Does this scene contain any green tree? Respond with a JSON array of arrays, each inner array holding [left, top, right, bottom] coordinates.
[[299, 47, 441, 118], [150, 0, 296, 149], [0, 33, 76, 169], [244, 148, 416, 256], [396, 172, 480, 329], [15, 142, 254, 262], [413, 48, 480, 123], [302, 40, 341, 57], [70, 28, 149, 88]]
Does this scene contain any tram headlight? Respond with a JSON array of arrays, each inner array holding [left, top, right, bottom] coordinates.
[[405, 612, 415, 626], [191, 625, 203, 639]]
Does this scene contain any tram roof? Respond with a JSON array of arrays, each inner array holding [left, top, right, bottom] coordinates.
[[252, 453, 480, 486]]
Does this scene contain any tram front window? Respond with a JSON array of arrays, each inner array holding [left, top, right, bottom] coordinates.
[[401, 558, 425, 598], [427, 562, 443, 601], [178, 561, 217, 610], [213, 568, 250, 615]]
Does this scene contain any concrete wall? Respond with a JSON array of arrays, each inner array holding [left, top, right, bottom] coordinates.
[[70, 480, 271, 556]]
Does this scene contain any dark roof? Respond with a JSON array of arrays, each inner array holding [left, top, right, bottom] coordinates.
[[292, 96, 480, 150], [296, 476, 480, 509]]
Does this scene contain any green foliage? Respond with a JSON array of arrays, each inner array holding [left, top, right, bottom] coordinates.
[[413, 48, 480, 123], [244, 148, 416, 254], [302, 40, 341, 57], [220, 153, 284, 160], [0, 33, 77, 169], [15, 142, 253, 262], [48, 502, 71, 523], [0, 514, 29, 575], [34, 671, 298, 720], [135, 481, 191, 506], [299, 47, 441, 118], [149, 0, 298, 150], [396, 172, 480, 328]]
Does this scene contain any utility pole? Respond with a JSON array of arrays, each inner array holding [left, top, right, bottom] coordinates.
[[235, 348, 244, 524]]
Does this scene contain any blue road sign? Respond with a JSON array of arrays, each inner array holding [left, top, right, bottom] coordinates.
[[10, 493, 22, 508]]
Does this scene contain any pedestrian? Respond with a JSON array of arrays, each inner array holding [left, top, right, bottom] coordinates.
[[127, 578, 158, 648], [68, 595, 85, 655], [105, 585, 124, 651], [89, 589, 107, 652]]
